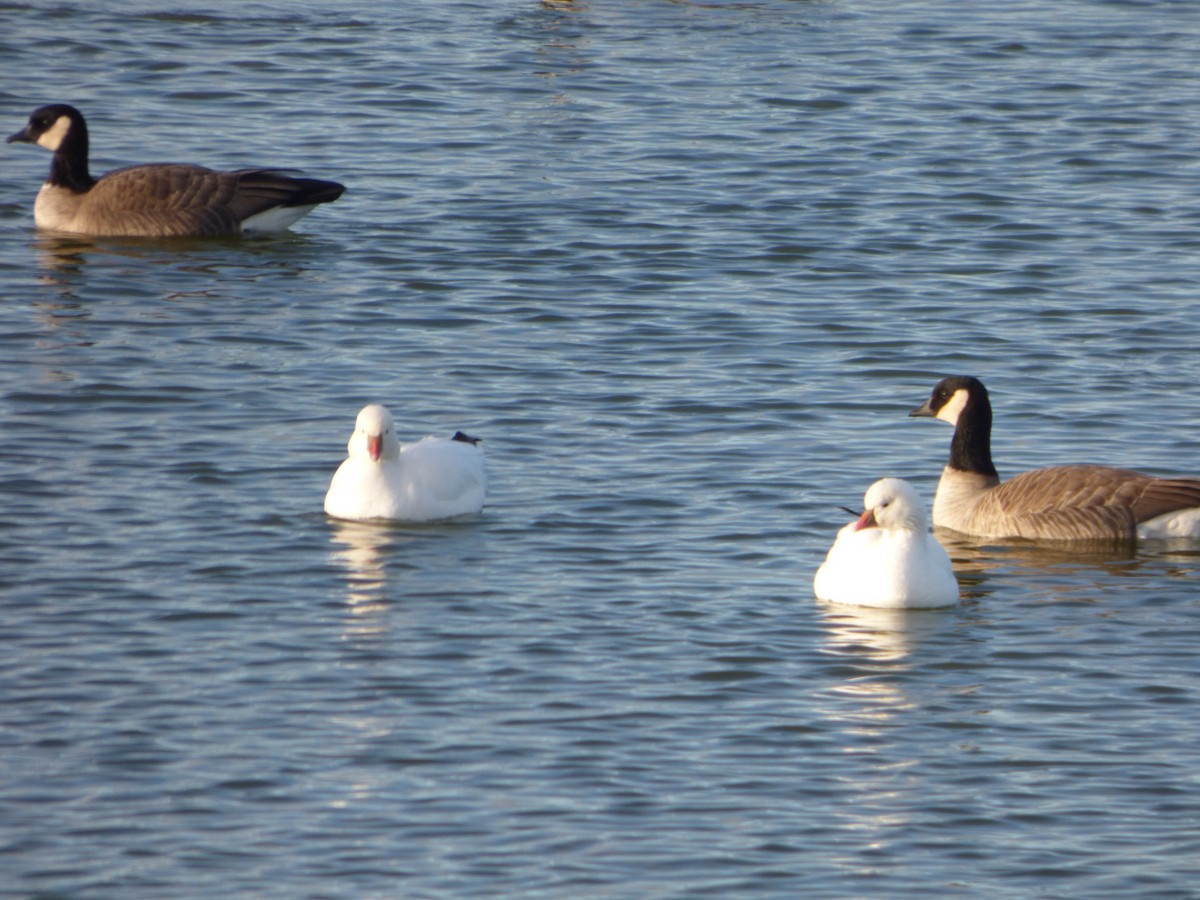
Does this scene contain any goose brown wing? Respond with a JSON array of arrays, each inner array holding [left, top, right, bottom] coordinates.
[[1004, 504, 1137, 540], [1130, 478, 1200, 522], [991, 465, 1148, 513], [81, 165, 344, 237], [989, 465, 1200, 539], [83, 164, 242, 237], [225, 169, 345, 219], [985, 466, 1139, 539]]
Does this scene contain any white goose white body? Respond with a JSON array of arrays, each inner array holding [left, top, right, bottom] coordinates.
[[324, 405, 487, 523], [814, 478, 958, 609]]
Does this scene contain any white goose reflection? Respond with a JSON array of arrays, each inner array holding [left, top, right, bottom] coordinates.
[[813, 605, 922, 747], [329, 521, 396, 633], [816, 602, 952, 663]]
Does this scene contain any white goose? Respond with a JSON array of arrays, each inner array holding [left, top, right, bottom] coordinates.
[[814, 478, 959, 609], [324, 404, 487, 523]]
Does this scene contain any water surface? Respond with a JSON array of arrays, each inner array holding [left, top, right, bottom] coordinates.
[[2, 1, 1200, 896]]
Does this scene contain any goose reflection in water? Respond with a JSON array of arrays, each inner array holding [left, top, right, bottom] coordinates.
[[816, 602, 954, 663], [930, 529, 1198, 601], [329, 520, 395, 632]]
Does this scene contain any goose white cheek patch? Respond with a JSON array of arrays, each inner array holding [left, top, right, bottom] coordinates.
[[937, 388, 970, 425], [36, 115, 71, 152]]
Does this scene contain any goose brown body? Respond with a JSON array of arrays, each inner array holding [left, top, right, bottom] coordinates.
[[911, 376, 1200, 541], [8, 104, 344, 238]]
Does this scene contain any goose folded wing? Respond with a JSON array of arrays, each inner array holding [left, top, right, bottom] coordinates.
[[84, 164, 241, 236], [228, 169, 345, 216], [1004, 504, 1137, 541], [1130, 478, 1200, 523], [991, 466, 1200, 539], [990, 466, 1145, 539]]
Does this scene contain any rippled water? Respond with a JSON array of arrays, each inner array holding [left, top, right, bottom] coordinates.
[[3, 0, 1200, 896]]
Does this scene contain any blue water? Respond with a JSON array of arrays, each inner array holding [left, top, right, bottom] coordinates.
[[2, 0, 1200, 896]]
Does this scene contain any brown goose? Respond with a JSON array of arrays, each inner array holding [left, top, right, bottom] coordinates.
[[7, 104, 344, 238], [910, 375, 1200, 541]]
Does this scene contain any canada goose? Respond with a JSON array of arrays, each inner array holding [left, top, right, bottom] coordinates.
[[911, 375, 1200, 541], [324, 404, 488, 523], [814, 478, 958, 608], [7, 103, 344, 237]]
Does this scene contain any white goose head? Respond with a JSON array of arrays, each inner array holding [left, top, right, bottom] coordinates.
[[348, 404, 402, 463], [854, 478, 929, 533]]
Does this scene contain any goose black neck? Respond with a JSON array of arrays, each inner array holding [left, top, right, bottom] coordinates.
[[48, 119, 94, 193], [948, 387, 998, 477]]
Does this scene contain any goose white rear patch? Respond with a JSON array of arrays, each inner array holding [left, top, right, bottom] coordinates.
[[1138, 507, 1200, 539], [242, 204, 316, 232]]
